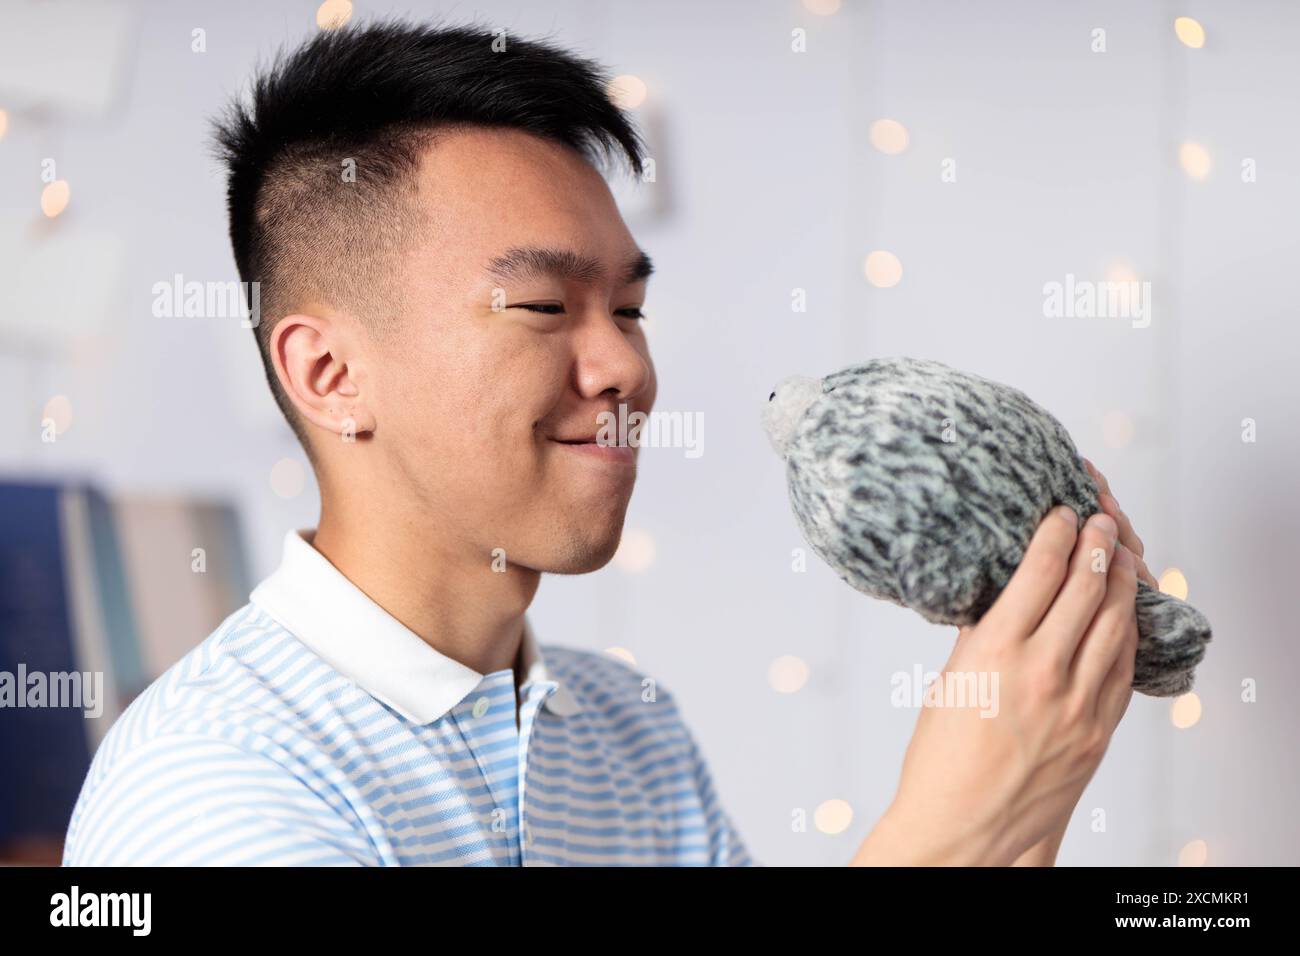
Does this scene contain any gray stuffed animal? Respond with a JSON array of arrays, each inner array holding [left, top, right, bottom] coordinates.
[[763, 356, 1210, 697]]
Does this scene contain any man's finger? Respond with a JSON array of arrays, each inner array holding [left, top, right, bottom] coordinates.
[[1098, 603, 1139, 729], [1098, 492, 1145, 559], [1033, 512, 1118, 665], [1083, 457, 1110, 496], [979, 505, 1079, 642], [1070, 542, 1140, 703]]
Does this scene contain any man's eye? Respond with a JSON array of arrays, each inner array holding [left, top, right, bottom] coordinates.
[[615, 307, 645, 320], [514, 303, 565, 315]]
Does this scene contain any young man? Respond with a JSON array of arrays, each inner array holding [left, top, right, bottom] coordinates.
[[63, 21, 1154, 866]]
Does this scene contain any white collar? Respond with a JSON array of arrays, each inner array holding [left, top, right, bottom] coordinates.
[[249, 529, 581, 724]]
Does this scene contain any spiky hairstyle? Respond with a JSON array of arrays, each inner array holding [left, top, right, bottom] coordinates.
[[211, 19, 645, 449]]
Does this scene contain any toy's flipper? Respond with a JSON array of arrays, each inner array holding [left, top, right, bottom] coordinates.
[[1133, 581, 1212, 697]]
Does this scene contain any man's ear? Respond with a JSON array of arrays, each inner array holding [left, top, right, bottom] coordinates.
[[269, 311, 377, 439]]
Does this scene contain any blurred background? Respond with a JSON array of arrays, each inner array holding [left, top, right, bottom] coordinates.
[[1, 0, 1296, 866]]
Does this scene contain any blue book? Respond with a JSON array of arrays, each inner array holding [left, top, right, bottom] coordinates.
[[0, 483, 94, 846]]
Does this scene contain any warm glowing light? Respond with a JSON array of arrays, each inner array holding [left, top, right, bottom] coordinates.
[[814, 799, 853, 835], [270, 458, 306, 499], [1102, 410, 1135, 450], [1178, 838, 1208, 866], [869, 118, 909, 155], [613, 527, 655, 573], [41, 180, 71, 218], [43, 395, 73, 435], [1171, 692, 1202, 729], [1106, 262, 1138, 284], [607, 74, 648, 110], [768, 655, 810, 694], [1179, 142, 1211, 180], [803, 0, 843, 14], [864, 250, 903, 288], [316, 0, 352, 30], [0, 109, 9, 141], [605, 646, 637, 666], [1159, 567, 1189, 601], [1174, 17, 1206, 49]]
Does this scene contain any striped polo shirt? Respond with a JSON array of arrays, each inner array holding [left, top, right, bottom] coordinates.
[[62, 529, 753, 866]]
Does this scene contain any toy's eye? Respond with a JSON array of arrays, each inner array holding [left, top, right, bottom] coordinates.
[[768, 391, 776, 402]]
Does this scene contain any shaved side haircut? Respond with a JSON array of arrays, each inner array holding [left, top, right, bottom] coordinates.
[[212, 19, 644, 450]]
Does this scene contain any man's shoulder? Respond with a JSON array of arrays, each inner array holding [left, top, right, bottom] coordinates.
[[72, 603, 310, 809], [538, 643, 691, 729], [104, 602, 290, 737], [62, 602, 359, 864]]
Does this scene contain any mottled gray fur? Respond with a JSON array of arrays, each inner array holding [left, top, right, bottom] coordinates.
[[764, 357, 1210, 697]]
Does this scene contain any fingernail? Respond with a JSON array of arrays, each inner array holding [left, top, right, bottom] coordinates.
[[1114, 542, 1135, 567], [1054, 505, 1077, 525], [1087, 512, 1118, 539]]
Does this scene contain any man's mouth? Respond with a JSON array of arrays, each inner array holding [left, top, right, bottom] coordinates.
[[546, 435, 636, 465]]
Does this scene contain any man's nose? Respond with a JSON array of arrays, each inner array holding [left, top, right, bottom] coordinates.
[[572, 314, 651, 401]]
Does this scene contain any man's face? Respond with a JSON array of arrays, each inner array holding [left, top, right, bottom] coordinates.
[[368, 127, 656, 574]]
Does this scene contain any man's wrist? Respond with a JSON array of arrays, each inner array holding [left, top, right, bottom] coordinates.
[[1011, 817, 1068, 866], [851, 799, 1011, 866]]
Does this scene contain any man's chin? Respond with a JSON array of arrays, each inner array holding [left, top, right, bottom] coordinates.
[[545, 534, 624, 575]]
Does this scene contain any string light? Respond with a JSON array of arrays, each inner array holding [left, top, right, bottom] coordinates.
[[1106, 262, 1138, 284], [316, 0, 352, 30], [768, 655, 810, 694], [43, 395, 73, 436], [869, 118, 909, 155], [605, 647, 637, 666], [0, 109, 9, 142], [803, 0, 843, 15], [270, 458, 306, 499], [613, 527, 655, 573], [1171, 692, 1202, 729], [607, 74, 648, 110], [814, 799, 853, 835], [1178, 839, 1208, 866], [41, 180, 71, 218], [1174, 17, 1206, 49], [864, 250, 903, 288], [1179, 142, 1212, 180], [1159, 567, 1189, 600]]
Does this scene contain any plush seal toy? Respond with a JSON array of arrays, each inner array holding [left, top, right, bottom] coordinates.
[[762, 356, 1210, 697]]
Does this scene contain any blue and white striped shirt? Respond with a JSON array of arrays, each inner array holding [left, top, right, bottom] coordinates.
[[63, 529, 753, 866]]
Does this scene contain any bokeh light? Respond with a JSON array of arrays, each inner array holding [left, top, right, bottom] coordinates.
[[864, 250, 903, 288], [814, 799, 853, 835], [607, 74, 648, 110], [1171, 692, 1202, 729], [869, 118, 909, 155], [1174, 17, 1206, 49], [41, 180, 71, 218], [768, 655, 810, 694]]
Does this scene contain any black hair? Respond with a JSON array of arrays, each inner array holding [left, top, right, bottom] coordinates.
[[211, 18, 645, 451]]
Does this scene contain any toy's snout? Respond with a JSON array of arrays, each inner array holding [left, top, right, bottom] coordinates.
[[762, 375, 824, 459]]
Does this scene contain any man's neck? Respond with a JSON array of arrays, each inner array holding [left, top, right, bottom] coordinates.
[[310, 496, 541, 681]]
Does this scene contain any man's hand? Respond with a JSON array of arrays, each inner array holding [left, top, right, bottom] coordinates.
[[1085, 458, 1158, 589], [853, 473, 1142, 866], [1006, 461, 1156, 865]]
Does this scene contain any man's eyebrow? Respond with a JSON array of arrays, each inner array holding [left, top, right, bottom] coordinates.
[[485, 246, 654, 286]]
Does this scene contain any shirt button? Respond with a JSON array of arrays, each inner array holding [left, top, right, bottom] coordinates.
[[472, 696, 490, 719]]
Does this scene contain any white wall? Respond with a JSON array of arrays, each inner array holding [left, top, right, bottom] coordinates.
[[1, 0, 1295, 865]]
